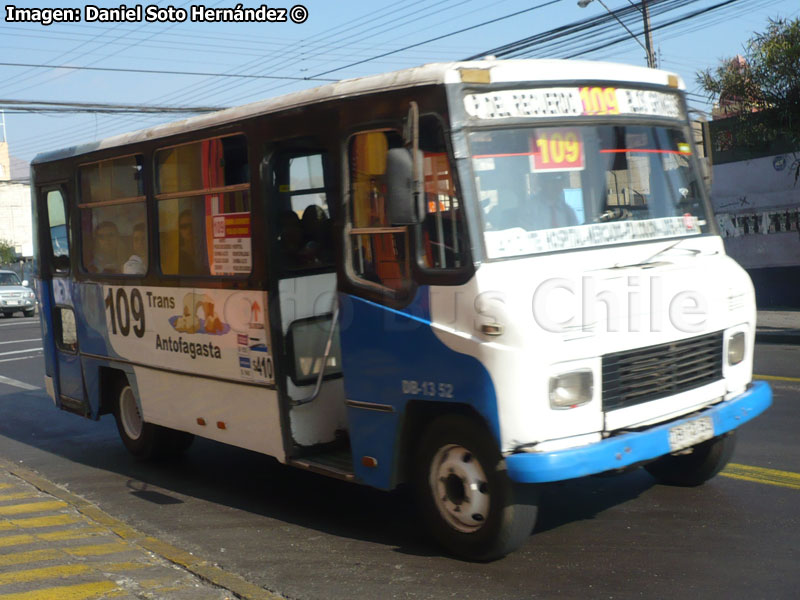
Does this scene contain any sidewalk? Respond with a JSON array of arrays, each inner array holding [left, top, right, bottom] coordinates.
[[756, 309, 800, 344], [0, 460, 282, 600]]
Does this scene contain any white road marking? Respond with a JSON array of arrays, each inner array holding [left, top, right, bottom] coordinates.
[[0, 375, 39, 391], [0, 348, 43, 357], [0, 354, 43, 364], [0, 321, 38, 327], [0, 339, 41, 345]]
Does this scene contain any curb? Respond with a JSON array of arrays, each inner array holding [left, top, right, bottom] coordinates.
[[0, 458, 284, 600]]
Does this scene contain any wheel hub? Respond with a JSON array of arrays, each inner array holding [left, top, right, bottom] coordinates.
[[119, 386, 143, 440], [430, 444, 490, 532]]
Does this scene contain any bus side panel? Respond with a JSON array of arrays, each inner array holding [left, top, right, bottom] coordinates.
[[339, 287, 500, 490], [36, 278, 60, 403], [132, 366, 286, 459]]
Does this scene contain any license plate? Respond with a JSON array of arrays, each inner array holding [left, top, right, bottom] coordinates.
[[668, 416, 714, 452], [7, 301, 18, 306]]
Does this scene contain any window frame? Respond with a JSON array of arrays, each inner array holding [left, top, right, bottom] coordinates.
[[77, 152, 147, 277], [272, 149, 337, 276], [42, 186, 72, 275], [343, 127, 416, 301], [153, 132, 253, 279]]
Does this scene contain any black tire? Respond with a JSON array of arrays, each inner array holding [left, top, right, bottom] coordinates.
[[112, 377, 194, 459], [645, 431, 737, 486], [415, 414, 538, 561], [23, 310, 35, 318]]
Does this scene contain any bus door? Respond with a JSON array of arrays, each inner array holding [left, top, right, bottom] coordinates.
[[270, 151, 348, 455], [39, 187, 87, 414]]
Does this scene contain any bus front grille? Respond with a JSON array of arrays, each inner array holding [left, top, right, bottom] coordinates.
[[602, 331, 724, 412]]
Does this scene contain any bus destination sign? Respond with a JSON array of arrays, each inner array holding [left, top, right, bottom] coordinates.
[[464, 86, 683, 121]]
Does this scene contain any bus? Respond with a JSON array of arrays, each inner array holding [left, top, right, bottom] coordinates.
[[31, 59, 771, 561]]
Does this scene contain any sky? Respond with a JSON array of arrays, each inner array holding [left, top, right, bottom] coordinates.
[[1, 0, 798, 169]]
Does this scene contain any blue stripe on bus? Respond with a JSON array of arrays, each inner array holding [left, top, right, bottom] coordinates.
[[505, 380, 772, 483], [339, 288, 500, 490]]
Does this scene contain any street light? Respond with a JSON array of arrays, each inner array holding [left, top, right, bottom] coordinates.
[[578, 0, 656, 68]]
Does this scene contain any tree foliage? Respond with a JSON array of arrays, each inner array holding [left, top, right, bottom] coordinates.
[[0, 240, 17, 265], [697, 17, 800, 169]]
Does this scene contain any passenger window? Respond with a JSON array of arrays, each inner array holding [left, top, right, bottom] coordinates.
[[286, 315, 342, 385], [46, 190, 70, 273], [418, 116, 468, 270], [79, 155, 146, 275], [347, 131, 410, 292], [276, 153, 333, 271], [156, 136, 251, 276], [55, 307, 78, 353]]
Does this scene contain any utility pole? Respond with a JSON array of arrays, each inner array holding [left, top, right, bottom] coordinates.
[[642, 0, 656, 68]]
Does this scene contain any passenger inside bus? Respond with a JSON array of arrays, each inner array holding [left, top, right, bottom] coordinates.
[[88, 221, 120, 273], [300, 204, 333, 266], [123, 222, 147, 275], [178, 209, 203, 275]]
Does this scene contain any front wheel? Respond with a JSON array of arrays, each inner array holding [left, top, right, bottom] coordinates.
[[113, 379, 194, 459], [23, 309, 35, 318], [645, 431, 737, 486], [415, 415, 538, 561]]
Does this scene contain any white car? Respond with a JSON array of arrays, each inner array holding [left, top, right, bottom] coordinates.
[[0, 270, 36, 318]]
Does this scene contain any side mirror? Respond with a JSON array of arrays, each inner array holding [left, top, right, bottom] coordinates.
[[385, 147, 423, 225], [22, 280, 29, 287]]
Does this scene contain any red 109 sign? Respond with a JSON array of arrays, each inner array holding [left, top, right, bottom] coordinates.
[[530, 128, 585, 172]]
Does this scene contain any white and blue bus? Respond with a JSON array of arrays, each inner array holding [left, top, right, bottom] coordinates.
[[31, 60, 771, 560]]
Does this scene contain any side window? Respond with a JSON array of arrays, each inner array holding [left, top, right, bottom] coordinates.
[[156, 135, 251, 276], [55, 307, 78, 353], [347, 131, 410, 292], [276, 153, 333, 271], [46, 190, 70, 273], [79, 155, 146, 275], [419, 116, 468, 270]]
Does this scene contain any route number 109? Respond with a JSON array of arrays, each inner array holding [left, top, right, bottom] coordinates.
[[105, 287, 145, 338]]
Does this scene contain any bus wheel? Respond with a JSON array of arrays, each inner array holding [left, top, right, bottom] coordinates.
[[415, 415, 538, 561], [113, 380, 193, 459], [645, 431, 737, 486]]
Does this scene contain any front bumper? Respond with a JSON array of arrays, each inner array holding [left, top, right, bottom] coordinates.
[[505, 380, 772, 483]]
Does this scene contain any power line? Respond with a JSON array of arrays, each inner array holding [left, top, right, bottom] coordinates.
[[310, 0, 563, 79], [0, 99, 223, 114], [0, 62, 337, 82]]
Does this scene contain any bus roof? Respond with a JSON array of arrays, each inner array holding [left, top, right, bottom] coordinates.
[[32, 59, 683, 165]]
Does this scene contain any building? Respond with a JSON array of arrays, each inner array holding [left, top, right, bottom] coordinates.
[[0, 138, 34, 262]]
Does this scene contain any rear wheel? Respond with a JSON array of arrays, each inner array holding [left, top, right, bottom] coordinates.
[[645, 431, 737, 486], [415, 415, 538, 561], [113, 378, 194, 459]]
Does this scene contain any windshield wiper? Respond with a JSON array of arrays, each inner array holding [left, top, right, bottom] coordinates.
[[610, 239, 706, 270]]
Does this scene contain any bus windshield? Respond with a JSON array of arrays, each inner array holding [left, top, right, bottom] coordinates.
[[470, 124, 710, 259]]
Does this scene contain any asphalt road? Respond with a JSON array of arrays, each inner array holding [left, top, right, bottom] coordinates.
[[0, 314, 798, 599]]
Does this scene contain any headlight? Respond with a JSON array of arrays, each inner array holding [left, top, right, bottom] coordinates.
[[727, 332, 745, 365], [549, 370, 593, 409], [25, 290, 35, 298]]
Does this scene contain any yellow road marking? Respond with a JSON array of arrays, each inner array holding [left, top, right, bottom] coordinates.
[[0, 535, 35, 548], [65, 542, 131, 557], [0, 564, 91, 585], [0, 549, 60, 568], [0, 561, 151, 587], [0, 515, 80, 531], [0, 485, 13, 491], [0, 580, 117, 600], [37, 527, 105, 542], [754, 374, 800, 383], [722, 463, 800, 490], [0, 502, 66, 516], [0, 494, 37, 503]]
